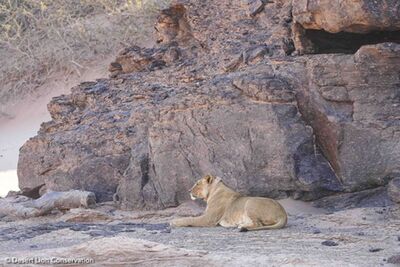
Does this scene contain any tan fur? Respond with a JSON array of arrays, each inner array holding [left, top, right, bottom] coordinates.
[[170, 175, 288, 231]]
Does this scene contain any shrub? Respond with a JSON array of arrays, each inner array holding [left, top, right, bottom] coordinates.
[[0, 0, 170, 105]]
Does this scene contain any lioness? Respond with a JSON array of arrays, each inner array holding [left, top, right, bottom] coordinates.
[[170, 175, 287, 231]]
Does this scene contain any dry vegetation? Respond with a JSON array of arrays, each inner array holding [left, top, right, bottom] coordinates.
[[0, 0, 170, 105]]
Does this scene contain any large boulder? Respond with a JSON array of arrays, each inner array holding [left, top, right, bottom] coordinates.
[[292, 0, 400, 54], [292, 0, 400, 33], [296, 43, 400, 191], [18, 69, 342, 209], [17, 1, 400, 210]]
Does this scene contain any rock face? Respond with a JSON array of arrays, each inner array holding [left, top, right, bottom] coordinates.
[[296, 43, 400, 191], [292, 0, 400, 54], [18, 0, 400, 210], [292, 0, 400, 33]]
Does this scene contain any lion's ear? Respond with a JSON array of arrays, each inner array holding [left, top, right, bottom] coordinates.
[[205, 175, 214, 184]]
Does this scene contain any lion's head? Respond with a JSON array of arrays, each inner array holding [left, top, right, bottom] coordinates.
[[189, 174, 220, 200]]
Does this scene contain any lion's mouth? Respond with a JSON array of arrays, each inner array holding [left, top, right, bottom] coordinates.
[[190, 193, 196, 200]]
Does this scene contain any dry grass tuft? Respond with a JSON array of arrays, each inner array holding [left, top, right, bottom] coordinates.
[[0, 0, 170, 104]]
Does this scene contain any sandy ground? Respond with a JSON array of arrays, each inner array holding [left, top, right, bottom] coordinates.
[[0, 59, 111, 197], [0, 201, 399, 266]]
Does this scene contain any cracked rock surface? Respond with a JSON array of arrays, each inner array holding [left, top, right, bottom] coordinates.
[[17, 0, 400, 210]]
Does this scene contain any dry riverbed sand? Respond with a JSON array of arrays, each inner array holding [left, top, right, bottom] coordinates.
[[0, 200, 399, 266]]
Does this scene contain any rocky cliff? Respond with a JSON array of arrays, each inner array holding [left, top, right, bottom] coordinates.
[[18, 0, 400, 209]]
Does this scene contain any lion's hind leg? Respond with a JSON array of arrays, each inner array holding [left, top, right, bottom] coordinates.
[[238, 198, 282, 232], [239, 211, 286, 231], [237, 212, 262, 232]]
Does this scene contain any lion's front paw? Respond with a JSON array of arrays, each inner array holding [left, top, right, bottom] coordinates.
[[170, 218, 186, 227], [170, 218, 179, 227]]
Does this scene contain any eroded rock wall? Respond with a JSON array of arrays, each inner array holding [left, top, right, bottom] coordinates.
[[297, 43, 400, 191], [18, 0, 400, 209], [292, 0, 400, 33]]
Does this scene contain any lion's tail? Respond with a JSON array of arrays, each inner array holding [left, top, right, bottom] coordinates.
[[240, 216, 287, 232]]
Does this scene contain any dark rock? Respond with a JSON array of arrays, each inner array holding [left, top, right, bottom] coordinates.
[[20, 184, 45, 199], [369, 248, 383, 253], [313, 186, 393, 211], [239, 227, 249, 232], [243, 0, 266, 17], [321, 240, 338, 246], [16, 0, 400, 211]]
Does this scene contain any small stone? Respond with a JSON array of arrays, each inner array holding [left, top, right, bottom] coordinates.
[[369, 248, 383, 253], [245, 0, 265, 17], [69, 225, 91, 232], [357, 232, 365, 236], [397, 236, 400, 241], [321, 240, 338, 246], [239, 227, 248, 232], [313, 229, 321, 234]]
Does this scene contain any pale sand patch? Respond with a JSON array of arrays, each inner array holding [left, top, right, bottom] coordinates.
[[0, 170, 18, 197], [278, 198, 327, 215]]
